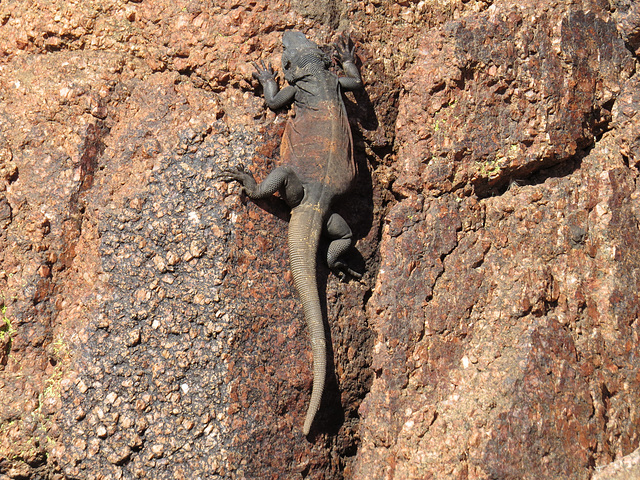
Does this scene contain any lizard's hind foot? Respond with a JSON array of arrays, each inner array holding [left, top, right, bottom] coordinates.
[[330, 260, 363, 281]]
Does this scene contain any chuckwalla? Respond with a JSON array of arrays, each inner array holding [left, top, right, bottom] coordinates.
[[219, 30, 363, 435]]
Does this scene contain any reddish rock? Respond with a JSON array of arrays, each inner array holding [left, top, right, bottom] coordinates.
[[0, 0, 639, 479], [612, 73, 640, 167], [0, 1, 377, 479], [612, 0, 640, 55], [353, 0, 640, 479], [396, 4, 634, 197]]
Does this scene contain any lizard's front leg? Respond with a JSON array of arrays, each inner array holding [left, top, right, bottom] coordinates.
[[334, 33, 362, 91], [252, 60, 296, 110], [217, 165, 305, 207]]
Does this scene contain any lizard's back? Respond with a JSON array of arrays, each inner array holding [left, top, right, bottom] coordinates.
[[281, 72, 356, 198]]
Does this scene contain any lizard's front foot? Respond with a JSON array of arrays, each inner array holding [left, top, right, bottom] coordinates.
[[216, 165, 258, 194], [252, 60, 277, 86], [333, 32, 357, 66]]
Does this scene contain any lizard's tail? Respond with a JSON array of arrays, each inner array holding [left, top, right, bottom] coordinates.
[[288, 204, 326, 436]]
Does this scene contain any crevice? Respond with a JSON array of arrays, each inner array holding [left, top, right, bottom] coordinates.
[[454, 61, 480, 92], [478, 148, 587, 199], [361, 287, 373, 311], [60, 122, 109, 269], [623, 39, 640, 61], [591, 99, 615, 143]]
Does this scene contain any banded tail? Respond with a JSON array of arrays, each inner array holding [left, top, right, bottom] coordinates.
[[288, 203, 326, 436]]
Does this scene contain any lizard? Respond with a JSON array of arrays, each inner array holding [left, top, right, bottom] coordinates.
[[217, 30, 363, 436]]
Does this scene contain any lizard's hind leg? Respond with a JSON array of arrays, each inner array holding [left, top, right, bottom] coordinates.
[[218, 165, 304, 206], [324, 212, 361, 279]]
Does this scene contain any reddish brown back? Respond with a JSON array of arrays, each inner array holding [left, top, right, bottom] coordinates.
[[280, 99, 356, 195]]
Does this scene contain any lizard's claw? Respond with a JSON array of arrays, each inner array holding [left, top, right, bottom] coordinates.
[[333, 32, 357, 66], [216, 165, 257, 194], [331, 260, 363, 281], [252, 60, 277, 84], [216, 163, 244, 181]]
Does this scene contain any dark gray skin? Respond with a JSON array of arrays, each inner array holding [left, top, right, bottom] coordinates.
[[218, 30, 363, 436]]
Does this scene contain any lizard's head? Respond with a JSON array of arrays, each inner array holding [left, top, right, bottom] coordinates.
[[281, 31, 330, 83]]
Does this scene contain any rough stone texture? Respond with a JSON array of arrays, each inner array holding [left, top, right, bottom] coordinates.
[[394, 1, 634, 197], [612, 0, 640, 55], [0, 0, 639, 479], [593, 446, 640, 480], [353, 0, 640, 479]]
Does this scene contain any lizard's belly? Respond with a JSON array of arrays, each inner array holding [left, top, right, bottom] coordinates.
[[280, 100, 356, 195]]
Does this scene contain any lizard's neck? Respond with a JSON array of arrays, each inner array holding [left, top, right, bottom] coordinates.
[[296, 53, 326, 75]]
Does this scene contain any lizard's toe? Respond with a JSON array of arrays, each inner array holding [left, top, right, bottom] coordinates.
[[330, 261, 362, 281], [216, 165, 249, 181], [215, 171, 240, 182]]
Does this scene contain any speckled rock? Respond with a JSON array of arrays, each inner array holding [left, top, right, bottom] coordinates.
[[612, 0, 640, 55]]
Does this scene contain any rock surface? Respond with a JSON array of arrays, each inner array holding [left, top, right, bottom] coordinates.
[[353, 0, 640, 479], [0, 0, 638, 479], [593, 446, 640, 480]]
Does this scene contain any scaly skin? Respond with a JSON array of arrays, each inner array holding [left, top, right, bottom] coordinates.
[[218, 30, 363, 436]]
